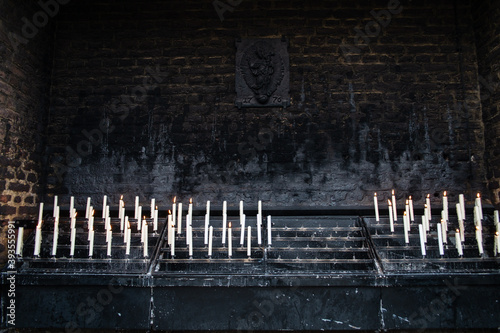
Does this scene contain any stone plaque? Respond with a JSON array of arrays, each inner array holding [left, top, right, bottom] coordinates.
[[235, 37, 290, 108]]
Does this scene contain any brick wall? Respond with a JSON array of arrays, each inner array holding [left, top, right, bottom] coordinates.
[[0, 0, 55, 220], [473, 0, 500, 205], [45, 0, 487, 209]]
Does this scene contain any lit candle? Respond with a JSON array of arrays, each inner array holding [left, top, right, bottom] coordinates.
[[204, 211, 209, 246], [53, 195, 58, 218], [437, 222, 444, 256], [151, 198, 155, 218], [208, 225, 213, 257], [475, 226, 483, 256], [391, 190, 397, 221], [494, 210, 499, 232], [240, 214, 246, 245], [188, 223, 193, 258], [141, 217, 147, 243], [167, 213, 173, 245], [455, 229, 463, 256], [374, 193, 379, 222], [418, 224, 426, 257], [228, 222, 232, 258], [442, 191, 448, 222], [267, 215, 272, 246], [38, 202, 44, 225], [424, 204, 429, 231], [476, 193, 483, 221], [240, 200, 244, 224], [123, 216, 129, 243], [258, 200, 263, 231], [405, 199, 409, 222], [134, 196, 139, 220], [403, 212, 409, 244], [459, 194, 465, 220], [177, 202, 183, 234], [426, 194, 431, 222], [171, 218, 176, 257], [257, 214, 262, 246], [441, 219, 447, 244], [154, 206, 158, 232], [102, 195, 107, 219], [388, 200, 394, 233], [172, 196, 177, 233], [70, 226, 76, 257], [16, 227, 24, 256], [88, 209, 94, 239], [409, 196, 414, 222], [247, 225, 251, 257], [119, 196, 124, 231], [125, 225, 131, 256], [495, 232, 500, 256], [143, 225, 148, 258], [222, 201, 227, 244], [89, 228, 94, 257], [34, 224, 42, 257]]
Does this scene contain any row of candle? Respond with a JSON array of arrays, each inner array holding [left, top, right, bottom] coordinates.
[[374, 190, 500, 257], [17, 196, 274, 259]]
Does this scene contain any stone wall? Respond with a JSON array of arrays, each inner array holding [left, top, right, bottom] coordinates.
[[43, 0, 487, 209], [0, 0, 55, 220], [473, 0, 500, 205]]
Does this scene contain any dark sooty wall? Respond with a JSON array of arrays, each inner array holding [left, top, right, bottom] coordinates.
[[43, 0, 490, 209]]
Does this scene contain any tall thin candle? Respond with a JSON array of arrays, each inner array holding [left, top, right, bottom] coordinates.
[[267, 215, 272, 246], [228, 222, 232, 258], [222, 201, 227, 244], [418, 224, 426, 257], [89, 228, 94, 257], [102, 195, 107, 219], [240, 214, 246, 245], [177, 202, 183, 234], [247, 226, 251, 257], [53, 195, 58, 218], [459, 194, 465, 220], [208, 226, 213, 257], [172, 197, 177, 233], [16, 227, 24, 256], [374, 193, 379, 222], [437, 222, 444, 256], [455, 229, 463, 256], [392, 190, 397, 221], [388, 200, 394, 233], [409, 196, 414, 222]]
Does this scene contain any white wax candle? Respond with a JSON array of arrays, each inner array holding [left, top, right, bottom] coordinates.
[[476, 227, 483, 255], [418, 224, 426, 256], [142, 218, 147, 243], [55, 204, 60, 222], [495, 232, 500, 256], [188, 224, 193, 258], [172, 197, 177, 232], [34, 225, 42, 257], [89, 229, 94, 257], [456, 203, 462, 221], [154, 208, 158, 232], [206, 200, 210, 217], [240, 214, 246, 245], [267, 215, 272, 246], [69, 196, 74, 218], [257, 214, 262, 245], [204, 214, 209, 245], [458, 216, 465, 243], [403, 212, 409, 244], [474, 205, 479, 226], [88, 211, 94, 239], [476, 193, 483, 220], [391, 190, 397, 221], [494, 210, 499, 232], [151, 198, 155, 218], [167, 214, 173, 245], [38, 202, 44, 225], [239, 200, 244, 221], [426, 194, 431, 222], [443, 191, 448, 222], [143, 226, 148, 258], [134, 196, 139, 220], [125, 227, 131, 256], [137, 206, 142, 231], [388, 200, 394, 233], [70, 227, 76, 256], [208, 226, 213, 257], [459, 194, 465, 220], [222, 201, 227, 244], [171, 219, 176, 257], [374, 193, 379, 222], [102, 195, 107, 218], [437, 223, 444, 256], [405, 200, 409, 222], [408, 196, 414, 221], [441, 219, 447, 244], [424, 204, 429, 231], [53, 196, 58, 217], [71, 212, 76, 230], [120, 205, 125, 231], [421, 215, 427, 243], [228, 222, 232, 257], [455, 230, 463, 256], [258, 200, 262, 219], [177, 202, 183, 234], [123, 216, 129, 243], [247, 226, 251, 257], [53, 216, 59, 254], [16, 227, 24, 256]]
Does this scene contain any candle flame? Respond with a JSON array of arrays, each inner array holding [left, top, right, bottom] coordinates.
[[404, 211, 407, 216], [92, 209, 95, 216], [427, 193, 430, 198], [229, 222, 232, 228], [190, 198, 193, 204], [388, 199, 392, 206], [74, 212, 77, 217], [156, 206, 158, 210], [477, 193, 480, 198], [443, 191, 447, 197], [496, 232, 499, 236], [120, 195, 123, 200], [456, 229, 460, 233], [374, 192, 377, 196], [174, 196, 177, 203], [476, 226, 479, 231], [424, 204, 428, 208], [392, 189, 395, 195], [409, 196, 412, 200], [406, 199, 409, 205], [168, 210, 172, 215]]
